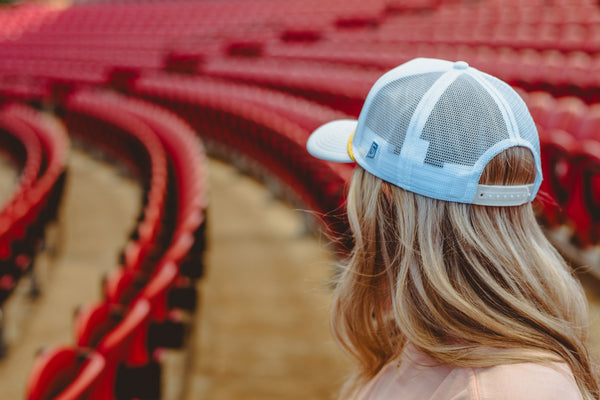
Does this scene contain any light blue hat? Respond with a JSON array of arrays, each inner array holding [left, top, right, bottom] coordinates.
[[307, 58, 542, 206]]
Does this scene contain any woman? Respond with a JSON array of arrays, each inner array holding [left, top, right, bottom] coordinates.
[[306, 58, 599, 399]]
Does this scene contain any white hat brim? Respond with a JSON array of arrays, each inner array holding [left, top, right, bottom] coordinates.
[[306, 119, 357, 163]]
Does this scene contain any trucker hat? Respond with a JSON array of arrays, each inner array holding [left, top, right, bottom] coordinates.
[[306, 58, 542, 206]]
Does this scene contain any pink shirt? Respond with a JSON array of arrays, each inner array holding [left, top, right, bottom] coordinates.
[[358, 344, 582, 400]]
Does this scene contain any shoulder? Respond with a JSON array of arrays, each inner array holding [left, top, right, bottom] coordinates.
[[473, 361, 582, 400]]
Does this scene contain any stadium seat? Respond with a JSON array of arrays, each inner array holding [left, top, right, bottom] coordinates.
[[525, 91, 558, 129], [75, 298, 154, 400], [25, 346, 106, 400], [538, 128, 580, 229], [575, 103, 600, 140], [564, 139, 600, 247], [544, 96, 587, 134]]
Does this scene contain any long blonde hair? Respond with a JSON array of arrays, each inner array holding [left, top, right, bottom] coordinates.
[[332, 146, 599, 399]]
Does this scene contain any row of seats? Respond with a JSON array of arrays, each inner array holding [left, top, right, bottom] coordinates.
[[3, 1, 600, 105], [431, 1, 600, 25], [0, 103, 69, 330], [260, 41, 600, 101], [15, 0, 386, 38], [0, 76, 52, 104], [199, 58, 379, 117], [25, 90, 208, 400], [130, 71, 354, 251], [338, 21, 600, 53], [0, 106, 43, 313]]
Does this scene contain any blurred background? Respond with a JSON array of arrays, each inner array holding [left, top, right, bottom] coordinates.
[[0, 0, 599, 399]]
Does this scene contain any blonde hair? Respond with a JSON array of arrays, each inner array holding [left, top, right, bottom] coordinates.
[[332, 147, 600, 399]]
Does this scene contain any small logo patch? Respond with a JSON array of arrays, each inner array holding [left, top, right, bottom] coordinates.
[[367, 142, 378, 158]]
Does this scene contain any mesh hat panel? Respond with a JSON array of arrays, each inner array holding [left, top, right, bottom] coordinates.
[[420, 74, 509, 168], [363, 72, 444, 155]]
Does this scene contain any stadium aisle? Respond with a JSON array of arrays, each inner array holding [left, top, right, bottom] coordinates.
[[186, 159, 350, 400], [0, 152, 18, 206]]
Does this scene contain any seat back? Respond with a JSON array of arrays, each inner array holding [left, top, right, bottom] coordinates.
[[26, 346, 105, 400]]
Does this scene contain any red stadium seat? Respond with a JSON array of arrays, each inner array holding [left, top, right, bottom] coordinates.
[[25, 346, 105, 400], [564, 139, 600, 247], [75, 299, 154, 400], [526, 91, 558, 129], [575, 103, 600, 140], [538, 128, 579, 229], [544, 96, 587, 134]]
